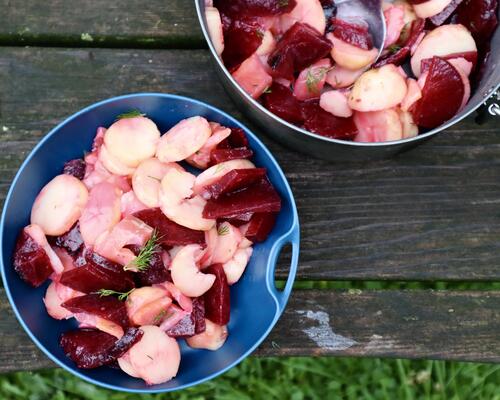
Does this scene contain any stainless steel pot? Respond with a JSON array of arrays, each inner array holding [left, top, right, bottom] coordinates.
[[195, 1, 500, 161]]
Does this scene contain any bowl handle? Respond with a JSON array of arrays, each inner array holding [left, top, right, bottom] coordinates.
[[266, 222, 300, 312]]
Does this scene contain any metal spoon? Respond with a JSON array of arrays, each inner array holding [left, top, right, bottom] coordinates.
[[335, 0, 387, 60]]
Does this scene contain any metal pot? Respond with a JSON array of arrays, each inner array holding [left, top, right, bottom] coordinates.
[[195, 1, 500, 161]]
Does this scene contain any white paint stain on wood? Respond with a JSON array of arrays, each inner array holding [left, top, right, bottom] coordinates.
[[365, 334, 396, 351], [297, 310, 357, 351]]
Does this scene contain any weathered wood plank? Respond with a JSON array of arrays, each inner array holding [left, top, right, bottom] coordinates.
[[0, 289, 498, 372], [0, 0, 204, 48], [1, 47, 500, 281]]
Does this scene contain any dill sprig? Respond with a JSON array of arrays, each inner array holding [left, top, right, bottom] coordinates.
[[96, 288, 134, 301], [388, 44, 401, 54], [305, 67, 329, 94], [263, 86, 272, 94], [123, 230, 161, 272], [116, 109, 146, 120], [218, 224, 230, 236]]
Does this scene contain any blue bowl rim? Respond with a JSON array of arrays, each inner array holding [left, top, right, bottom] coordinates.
[[0, 92, 300, 393]]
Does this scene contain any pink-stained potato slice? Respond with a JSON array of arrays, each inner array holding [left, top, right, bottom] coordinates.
[[156, 281, 193, 313], [126, 287, 166, 318], [185, 125, 232, 169], [104, 116, 160, 168], [170, 244, 216, 297], [205, 6, 224, 56], [193, 159, 255, 196], [320, 90, 353, 118], [223, 246, 253, 285], [132, 158, 183, 207], [401, 78, 423, 112], [211, 222, 243, 264], [383, 4, 406, 48], [83, 159, 131, 193], [158, 304, 190, 332], [94, 216, 153, 266], [186, 319, 228, 351], [31, 175, 89, 236], [413, 0, 452, 18], [118, 325, 181, 385], [199, 227, 218, 268], [280, 0, 326, 35], [159, 169, 216, 231], [326, 65, 365, 89], [327, 34, 378, 71], [120, 191, 148, 217], [44, 281, 76, 320], [256, 30, 277, 56], [232, 54, 273, 100], [156, 116, 211, 163], [398, 109, 419, 138], [354, 108, 404, 142], [448, 57, 474, 77], [98, 144, 135, 176], [79, 182, 122, 247], [348, 65, 408, 112], [411, 24, 477, 77], [75, 313, 124, 339]]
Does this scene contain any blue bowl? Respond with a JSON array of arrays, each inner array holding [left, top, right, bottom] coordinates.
[[0, 93, 300, 393]]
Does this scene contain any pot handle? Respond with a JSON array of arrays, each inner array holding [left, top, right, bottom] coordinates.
[[476, 89, 500, 123]]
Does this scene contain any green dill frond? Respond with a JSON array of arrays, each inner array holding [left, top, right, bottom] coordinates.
[[116, 109, 146, 120], [218, 224, 230, 236], [96, 288, 134, 301], [123, 230, 161, 272]]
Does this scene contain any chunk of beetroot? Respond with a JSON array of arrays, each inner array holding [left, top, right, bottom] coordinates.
[[268, 22, 332, 80], [456, 0, 498, 44], [63, 159, 86, 180], [49, 223, 84, 255], [13, 229, 52, 287], [214, 0, 296, 17], [165, 297, 205, 338], [60, 248, 135, 293], [429, 0, 465, 26], [60, 327, 143, 369], [204, 168, 267, 199], [329, 18, 374, 50], [301, 100, 359, 140], [203, 178, 281, 219], [411, 57, 465, 128], [127, 244, 171, 286], [222, 19, 264, 70], [62, 293, 129, 328], [400, 18, 425, 48], [373, 46, 411, 68], [210, 148, 254, 165], [244, 212, 278, 242], [204, 264, 230, 325], [228, 128, 250, 148], [133, 208, 205, 247], [262, 82, 304, 124]]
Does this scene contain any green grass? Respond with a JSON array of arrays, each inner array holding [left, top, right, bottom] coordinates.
[[1, 358, 499, 400]]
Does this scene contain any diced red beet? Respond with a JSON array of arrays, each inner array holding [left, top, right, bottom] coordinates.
[[127, 244, 171, 286], [60, 329, 117, 369], [60, 248, 135, 293], [204, 264, 230, 325], [407, 0, 431, 4], [411, 57, 465, 128], [210, 148, 254, 165], [262, 82, 304, 124], [214, 0, 296, 18], [429, 0, 465, 26], [63, 159, 86, 181], [166, 297, 205, 338], [374, 47, 411, 68], [402, 18, 426, 49], [268, 22, 332, 80], [62, 293, 129, 328], [330, 18, 374, 50], [301, 100, 359, 140], [228, 128, 250, 148], [60, 327, 143, 369], [222, 19, 264, 70], [244, 212, 278, 242], [204, 168, 267, 200], [133, 208, 205, 247], [203, 178, 281, 219], [221, 212, 254, 227], [456, 0, 498, 45], [13, 229, 52, 287], [49, 223, 84, 255]]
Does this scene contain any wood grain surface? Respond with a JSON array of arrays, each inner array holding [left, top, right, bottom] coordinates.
[[1, 288, 498, 372], [0, 0, 204, 48], [1, 47, 499, 282]]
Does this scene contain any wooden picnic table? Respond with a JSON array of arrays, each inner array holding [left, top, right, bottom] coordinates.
[[0, 1, 499, 373]]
